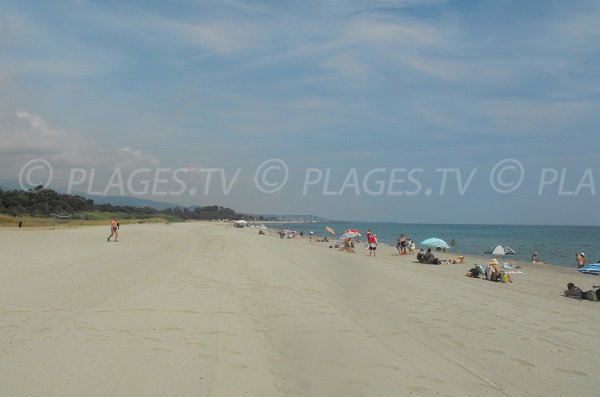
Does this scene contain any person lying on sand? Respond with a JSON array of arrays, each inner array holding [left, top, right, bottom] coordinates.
[[465, 264, 484, 278], [564, 283, 584, 299], [438, 259, 458, 264]]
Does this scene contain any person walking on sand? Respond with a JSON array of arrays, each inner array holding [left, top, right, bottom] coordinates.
[[107, 217, 119, 242]]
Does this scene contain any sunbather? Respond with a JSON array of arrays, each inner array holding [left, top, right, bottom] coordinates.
[[564, 283, 584, 299]]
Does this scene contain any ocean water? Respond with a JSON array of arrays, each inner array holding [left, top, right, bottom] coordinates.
[[267, 222, 600, 269]]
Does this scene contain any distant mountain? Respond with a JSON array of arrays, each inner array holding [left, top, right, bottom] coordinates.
[[0, 181, 20, 190]]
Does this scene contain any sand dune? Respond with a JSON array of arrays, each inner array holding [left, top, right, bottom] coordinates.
[[1, 222, 598, 396]]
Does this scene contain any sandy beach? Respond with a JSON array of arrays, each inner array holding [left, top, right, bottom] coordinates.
[[1, 222, 599, 396]]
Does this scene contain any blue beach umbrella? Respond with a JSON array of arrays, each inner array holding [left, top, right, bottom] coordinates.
[[420, 238, 450, 249]]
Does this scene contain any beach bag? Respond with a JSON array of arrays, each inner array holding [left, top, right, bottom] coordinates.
[[471, 265, 483, 278], [500, 273, 510, 283]]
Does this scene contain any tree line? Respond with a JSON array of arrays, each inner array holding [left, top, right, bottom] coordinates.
[[0, 186, 260, 221]]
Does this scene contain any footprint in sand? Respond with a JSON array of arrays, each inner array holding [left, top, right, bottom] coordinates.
[[556, 368, 587, 377], [514, 358, 535, 367], [483, 349, 505, 355]]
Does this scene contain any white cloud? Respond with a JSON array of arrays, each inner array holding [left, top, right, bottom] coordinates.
[[342, 16, 450, 48], [104, 11, 268, 56], [0, 110, 160, 178]]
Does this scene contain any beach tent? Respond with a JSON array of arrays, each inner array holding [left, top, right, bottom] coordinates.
[[488, 245, 516, 255], [233, 220, 247, 228], [420, 238, 450, 249]]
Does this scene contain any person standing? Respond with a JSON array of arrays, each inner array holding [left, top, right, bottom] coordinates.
[[365, 229, 373, 249], [107, 217, 119, 242], [577, 253, 586, 268], [368, 233, 377, 256]]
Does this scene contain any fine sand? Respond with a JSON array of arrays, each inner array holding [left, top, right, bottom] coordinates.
[[1, 222, 599, 396]]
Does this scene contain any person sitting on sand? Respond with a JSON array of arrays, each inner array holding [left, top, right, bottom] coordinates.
[[107, 217, 119, 242], [485, 259, 512, 282], [423, 248, 439, 264], [564, 283, 584, 299], [417, 249, 425, 263], [343, 238, 355, 253], [531, 251, 543, 263], [485, 259, 501, 281]]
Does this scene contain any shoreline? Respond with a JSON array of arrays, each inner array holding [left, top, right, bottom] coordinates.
[[253, 223, 586, 273], [250, 223, 600, 294]]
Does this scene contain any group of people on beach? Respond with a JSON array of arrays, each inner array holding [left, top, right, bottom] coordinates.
[[396, 234, 416, 255], [465, 258, 513, 283]]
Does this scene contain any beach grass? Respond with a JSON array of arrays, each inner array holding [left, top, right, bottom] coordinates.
[[0, 213, 180, 228]]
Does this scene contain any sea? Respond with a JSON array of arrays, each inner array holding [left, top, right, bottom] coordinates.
[[265, 222, 600, 269]]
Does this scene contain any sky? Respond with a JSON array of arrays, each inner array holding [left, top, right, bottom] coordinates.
[[0, 0, 599, 225]]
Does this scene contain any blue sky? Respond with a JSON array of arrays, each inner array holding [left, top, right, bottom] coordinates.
[[1, 0, 599, 224]]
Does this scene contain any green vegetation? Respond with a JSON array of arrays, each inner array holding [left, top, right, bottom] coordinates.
[[0, 185, 254, 226]]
